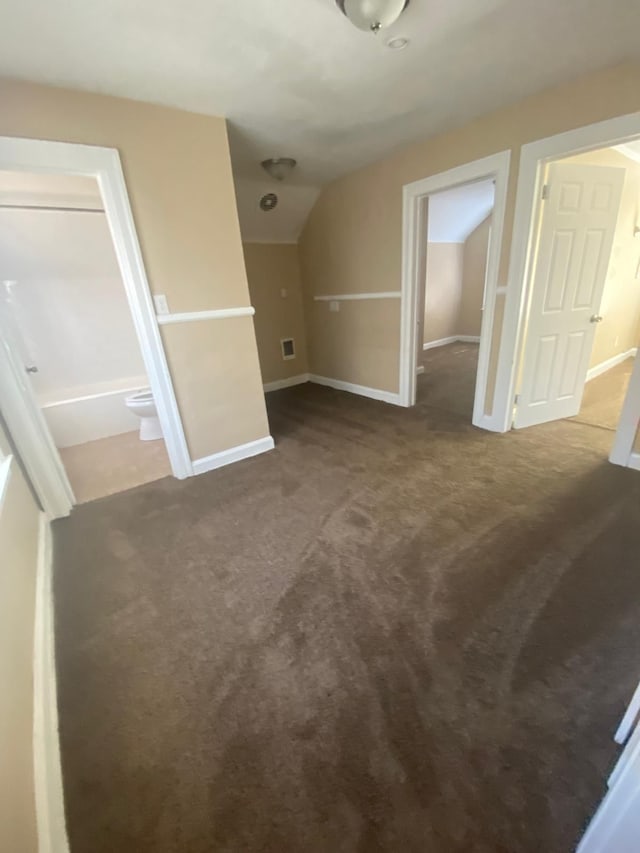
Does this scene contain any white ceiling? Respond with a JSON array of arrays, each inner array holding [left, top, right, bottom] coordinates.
[[428, 179, 495, 243], [1, 0, 638, 240], [234, 179, 320, 244]]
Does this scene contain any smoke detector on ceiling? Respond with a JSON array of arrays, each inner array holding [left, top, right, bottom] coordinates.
[[335, 0, 411, 34]]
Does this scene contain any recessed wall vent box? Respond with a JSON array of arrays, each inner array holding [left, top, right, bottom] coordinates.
[[281, 338, 295, 360]]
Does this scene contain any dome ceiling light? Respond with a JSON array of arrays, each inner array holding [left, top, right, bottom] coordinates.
[[261, 157, 297, 181], [335, 0, 411, 34]]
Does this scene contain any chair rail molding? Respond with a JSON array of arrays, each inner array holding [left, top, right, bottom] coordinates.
[[156, 307, 255, 324]]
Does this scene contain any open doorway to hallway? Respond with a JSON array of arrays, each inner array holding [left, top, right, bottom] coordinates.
[[0, 170, 172, 503], [514, 140, 640, 457], [417, 179, 495, 419]]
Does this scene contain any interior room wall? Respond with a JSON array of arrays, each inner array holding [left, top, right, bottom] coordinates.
[[0, 425, 40, 853], [561, 147, 640, 371], [459, 215, 492, 338], [243, 243, 309, 384], [299, 61, 640, 403], [0, 79, 270, 461], [423, 243, 464, 344], [0, 205, 147, 400]]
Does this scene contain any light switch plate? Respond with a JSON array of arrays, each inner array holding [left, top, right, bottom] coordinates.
[[280, 288, 288, 298], [329, 300, 340, 312], [154, 294, 170, 315]]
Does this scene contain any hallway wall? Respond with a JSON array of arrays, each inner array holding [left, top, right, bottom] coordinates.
[[459, 216, 492, 338], [243, 243, 309, 384], [0, 79, 270, 462], [299, 61, 640, 406], [0, 426, 40, 853], [423, 243, 464, 344]]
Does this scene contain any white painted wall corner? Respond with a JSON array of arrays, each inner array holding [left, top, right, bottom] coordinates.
[[191, 435, 275, 476]]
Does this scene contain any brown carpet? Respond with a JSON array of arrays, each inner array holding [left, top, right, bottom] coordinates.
[[53, 346, 640, 853]]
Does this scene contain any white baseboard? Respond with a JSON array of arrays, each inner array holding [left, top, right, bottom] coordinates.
[[263, 373, 309, 393], [587, 348, 637, 382], [192, 435, 275, 475], [308, 374, 402, 406], [423, 335, 480, 351], [33, 514, 70, 853]]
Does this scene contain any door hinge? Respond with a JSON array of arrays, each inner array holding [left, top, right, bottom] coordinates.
[[514, 393, 520, 405], [541, 183, 550, 200]]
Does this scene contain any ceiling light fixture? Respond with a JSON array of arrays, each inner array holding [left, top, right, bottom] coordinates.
[[261, 157, 297, 181], [386, 36, 409, 49], [335, 0, 410, 34]]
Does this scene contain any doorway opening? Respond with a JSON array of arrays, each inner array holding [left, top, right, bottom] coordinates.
[[0, 136, 192, 518], [0, 170, 173, 504], [417, 178, 495, 420], [400, 150, 510, 431], [505, 123, 640, 468]]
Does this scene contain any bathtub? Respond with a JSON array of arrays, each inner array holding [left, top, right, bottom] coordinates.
[[39, 375, 149, 448]]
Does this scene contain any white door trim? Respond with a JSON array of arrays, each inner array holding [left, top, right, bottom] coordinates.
[[400, 150, 511, 430], [610, 349, 640, 468], [496, 111, 640, 435], [0, 136, 193, 517]]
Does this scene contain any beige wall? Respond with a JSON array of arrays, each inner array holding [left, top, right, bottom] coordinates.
[[459, 216, 492, 337], [0, 427, 40, 853], [423, 243, 464, 343], [243, 243, 309, 384], [0, 78, 270, 459], [562, 148, 640, 370], [299, 61, 640, 406]]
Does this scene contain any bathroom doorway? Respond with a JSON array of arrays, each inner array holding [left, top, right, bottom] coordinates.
[[0, 169, 173, 503]]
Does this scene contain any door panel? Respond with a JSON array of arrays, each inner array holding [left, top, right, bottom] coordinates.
[[514, 162, 625, 429]]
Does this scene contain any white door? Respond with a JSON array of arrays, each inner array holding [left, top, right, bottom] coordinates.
[[514, 162, 625, 429], [0, 284, 74, 517]]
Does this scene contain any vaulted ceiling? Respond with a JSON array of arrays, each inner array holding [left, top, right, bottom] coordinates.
[[2, 0, 638, 240]]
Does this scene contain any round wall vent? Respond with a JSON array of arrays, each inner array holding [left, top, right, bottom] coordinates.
[[260, 193, 278, 212]]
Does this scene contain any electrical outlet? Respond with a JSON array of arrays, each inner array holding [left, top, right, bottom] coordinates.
[[329, 300, 340, 312], [154, 294, 170, 315]]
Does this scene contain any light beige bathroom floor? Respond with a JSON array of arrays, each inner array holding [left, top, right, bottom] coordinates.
[[59, 430, 172, 504]]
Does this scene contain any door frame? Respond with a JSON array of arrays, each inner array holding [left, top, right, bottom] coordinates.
[[497, 111, 640, 452], [0, 136, 193, 517], [400, 150, 511, 431]]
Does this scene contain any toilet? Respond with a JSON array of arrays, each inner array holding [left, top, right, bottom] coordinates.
[[124, 389, 163, 441]]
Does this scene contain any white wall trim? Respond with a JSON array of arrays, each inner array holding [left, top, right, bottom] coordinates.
[[423, 336, 458, 350], [263, 374, 309, 392], [0, 454, 12, 510], [191, 435, 275, 475], [33, 513, 70, 853], [0, 136, 194, 518], [586, 349, 637, 382], [313, 291, 401, 302], [610, 346, 640, 468], [308, 374, 402, 406], [423, 335, 482, 350], [400, 150, 511, 431], [156, 306, 255, 324], [497, 111, 640, 435], [40, 380, 148, 409]]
